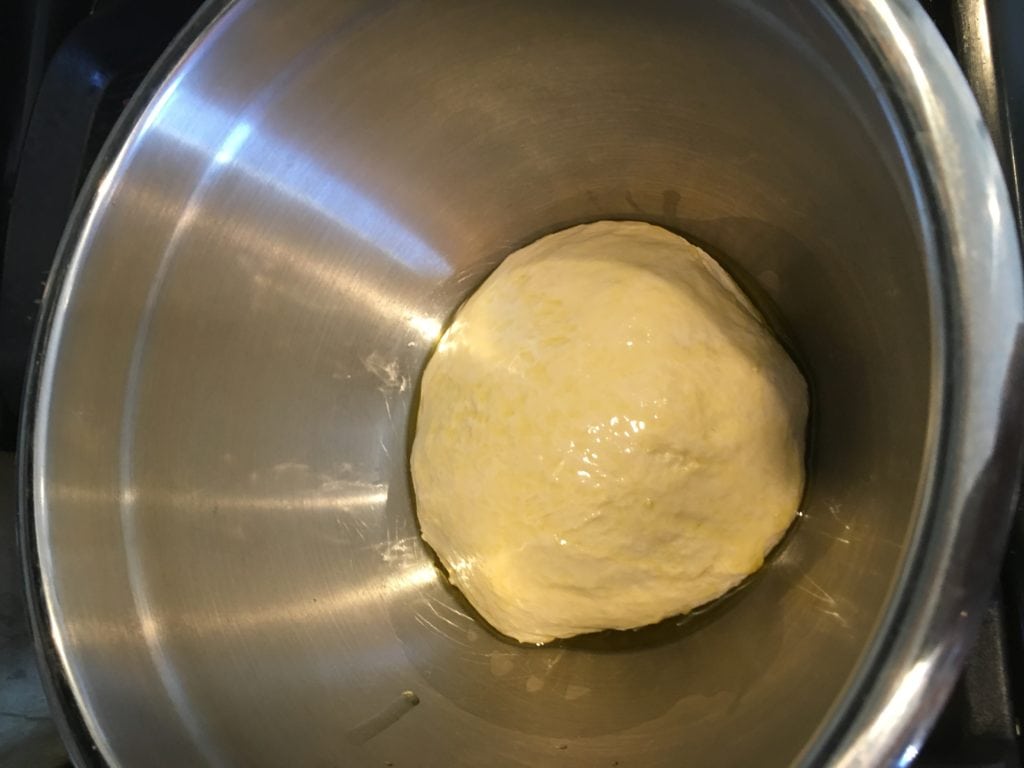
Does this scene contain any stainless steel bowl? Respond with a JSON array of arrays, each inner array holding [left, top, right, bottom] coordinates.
[[20, 1, 1024, 766]]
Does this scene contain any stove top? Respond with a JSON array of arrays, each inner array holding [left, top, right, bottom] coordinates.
[[1, 1, 1022, 766]]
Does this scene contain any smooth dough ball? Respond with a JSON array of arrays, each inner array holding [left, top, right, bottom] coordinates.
[[411, 221, 807, 644]]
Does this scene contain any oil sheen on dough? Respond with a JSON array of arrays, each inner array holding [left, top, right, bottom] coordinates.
[[411, 221, 807, 644]]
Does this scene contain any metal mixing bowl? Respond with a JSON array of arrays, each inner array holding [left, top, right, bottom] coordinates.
[[20, 1, 1024, 766]]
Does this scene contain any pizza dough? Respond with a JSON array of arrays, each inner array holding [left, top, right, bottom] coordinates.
[[410, 221, 807, 644]]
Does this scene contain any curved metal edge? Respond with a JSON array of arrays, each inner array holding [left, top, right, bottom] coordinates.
[[15, 1, 236, 766], [807, 1, 1024, 766]]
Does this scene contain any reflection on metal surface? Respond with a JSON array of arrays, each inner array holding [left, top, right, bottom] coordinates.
[[989, 185, 1003, 233], [406, 315, 443, 343], [898, 743, 920, 767], [862, 655, 935, 753], [869, 0, 930, 93], [156, 89, 452, 278], [213, 122, 252, 166], [60, 560, 438, 645], [49, 480, 390, 515]]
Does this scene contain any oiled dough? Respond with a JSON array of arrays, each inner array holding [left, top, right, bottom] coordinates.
[[411, 221, 807, 644]]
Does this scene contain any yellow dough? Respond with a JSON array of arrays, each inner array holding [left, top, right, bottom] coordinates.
[[411, 221, 807, 644]]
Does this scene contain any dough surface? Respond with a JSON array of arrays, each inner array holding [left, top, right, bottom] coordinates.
[[411, 221, 807, 644]]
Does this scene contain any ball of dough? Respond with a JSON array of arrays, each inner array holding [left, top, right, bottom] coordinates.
[[411, 221, 807, 644]]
